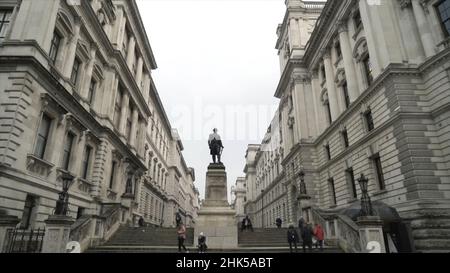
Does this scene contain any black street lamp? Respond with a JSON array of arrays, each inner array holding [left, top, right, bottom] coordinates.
[[357, 174, 374, 217], [54, 172, 75, 216]]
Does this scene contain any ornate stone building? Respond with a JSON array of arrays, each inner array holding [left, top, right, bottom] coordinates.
[[0, 0, 199, 250], [243, 0, 450, 252], [243, 112, 287, 228]]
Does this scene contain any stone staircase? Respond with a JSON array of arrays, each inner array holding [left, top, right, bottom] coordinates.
[[87, 226, 343, 253], [100, 226, 195, 247]]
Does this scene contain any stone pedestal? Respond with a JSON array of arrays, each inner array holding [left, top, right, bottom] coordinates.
[[42, 215, 75, 253], [0, 214, 20, 253], [357, 216, 386, 253], [194, 164, 238, 249]]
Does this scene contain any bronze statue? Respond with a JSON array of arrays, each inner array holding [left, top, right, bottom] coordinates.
[[208, 128, 224, 164]]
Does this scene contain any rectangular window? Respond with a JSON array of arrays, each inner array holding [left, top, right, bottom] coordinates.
[[335, 42, 342, 59], [365, 110, 375, 132], [354, 10, 362, 30], [35, 114, 52, 159], [88, 80, 97, 106], [109, 161, 117, 189], [81, 146, 92, 180], [77, 207, 85, 220], [342, 129, 349, 149], [437, 0, 450, 37], [329, 178, 337, 206], [0, 9, 13, 43], [61, 132, 75, 170], [49, 32, 62, 64], [21, 195, 38, 229], [325, 100, 332, 125], [372, 154, 386, 190], [70, 58, 81, 85], [342, 82, 351, 109], [346, 168, 357, 199], [321, 65, 326, 81], [126, 117, 132, 140], [325, 144, 331, 161], [114, 88, 123, 129], [363, 55, 373, 86]]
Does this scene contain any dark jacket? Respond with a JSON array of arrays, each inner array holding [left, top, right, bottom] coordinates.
[[198, 235, 206, 245], [287, 229, 299, 243], [302, 226, 313, 243]]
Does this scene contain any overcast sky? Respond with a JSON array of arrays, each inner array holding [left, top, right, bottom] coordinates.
[[137, 0, 287, 202]]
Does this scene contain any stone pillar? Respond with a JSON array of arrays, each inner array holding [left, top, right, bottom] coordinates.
[[81, 47, 97, 100], [411, 0, 435, 58], [0, 215, 20, 253], [338, 22, 360, 101], [118, 93, 130, 136], [398, 1, 426, 64], [9, 0, 60, 52], [322, 51, 340, 121], [129, 108, 139, 149], [135, 57, 144, 88], [42, 215, 75, 253], [63, 19, 81, 79], [289, 18, 301, 49], [126, 36, 136, 68], [143, 74, 151, 103], [357, 216, 386, 253]]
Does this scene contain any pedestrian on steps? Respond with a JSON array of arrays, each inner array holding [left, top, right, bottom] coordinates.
[[287, 225, 299, 253], [177, 222, 188, 253], [302, 223, 314, 253], [314, 223, 325, 251]]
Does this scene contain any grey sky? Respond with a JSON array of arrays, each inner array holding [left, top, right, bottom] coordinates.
[[137, 0, 287, 202]]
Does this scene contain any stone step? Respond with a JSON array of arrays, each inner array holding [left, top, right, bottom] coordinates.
[[86, 246, 343, 253]]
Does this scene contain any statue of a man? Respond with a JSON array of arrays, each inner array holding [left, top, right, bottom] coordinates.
[[208, 128, 224, 164]]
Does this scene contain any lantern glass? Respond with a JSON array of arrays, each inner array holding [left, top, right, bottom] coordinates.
[[358, 174, 368, 193]]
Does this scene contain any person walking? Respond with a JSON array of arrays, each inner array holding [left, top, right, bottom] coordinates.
[[287, 225, 299, 253], [177, 223, 188, 253], [302, 223, 314, 253], [176, 212, 182, 227], [314, 223, 325, 251], [276, 218, 282, 229], [198, 232, 208, 253], [298, 217, 305, 234], [246, 216, 254, 232], [138, 216, 145, 227], [241, 217, 247, 232]]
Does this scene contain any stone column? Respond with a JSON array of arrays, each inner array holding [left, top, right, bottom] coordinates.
[[126, 36, 136, 69], [357, 216, 386, 253], [135, 57, 144, 88], [398, 1, 426, 64], [81, 47, 97, 100], [129, 108, 139, 149], [322, 50, 340, 121], [9, 0, 60, 52], [359, 0, 382, 76], [0, 215, 20, 253], [63, 19, 81, 79], [118, 93, 130, 136], [338, 22, 360, 101], [289, 18, 301, 49], [411, 0, 435, 58], [311, 70, 326, 135], [42, 215, 75, 253], [143, 74, 151, 103]]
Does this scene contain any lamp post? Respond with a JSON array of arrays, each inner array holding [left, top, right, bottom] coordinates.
[[54, 172, 75, 216], [357, 174, 374, 217], [261, 189, 265, 228]]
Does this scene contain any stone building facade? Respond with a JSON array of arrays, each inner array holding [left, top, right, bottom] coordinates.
[[0, 0, 199, 250], [243, 0, 450, 252]]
